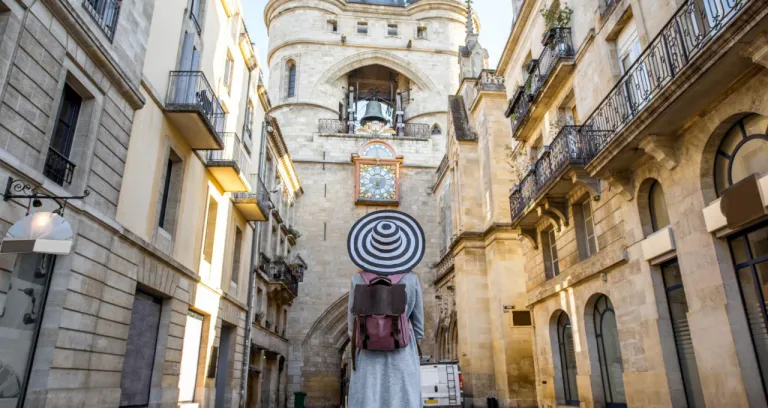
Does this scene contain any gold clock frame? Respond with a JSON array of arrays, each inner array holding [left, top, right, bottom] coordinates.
[[352, 140, 403, 206]]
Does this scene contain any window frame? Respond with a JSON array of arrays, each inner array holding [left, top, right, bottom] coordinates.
[[357, 21, 368, 35], [327, 19, 338, 33], [581, 199, 598, 257], [714, 115, 768, 197], [387, 23, 398, 37], [542, 227, 560, 280], [286, 61, 297, 98], [416, 25, 427, 39], [223, 52, 234, 94], [593, 295, 627, 407]]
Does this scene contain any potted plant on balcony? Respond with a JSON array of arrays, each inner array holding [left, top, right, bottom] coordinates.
[[265, 320, 273, 329], [540, 3, 572, 45], [286, 225, 301, 245], [254, 312, 265, 325]]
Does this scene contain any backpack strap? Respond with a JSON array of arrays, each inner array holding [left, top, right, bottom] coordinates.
[[359, 272, 407, 285]]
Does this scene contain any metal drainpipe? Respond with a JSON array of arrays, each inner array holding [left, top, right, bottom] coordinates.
[[239, 66, 257, 408]]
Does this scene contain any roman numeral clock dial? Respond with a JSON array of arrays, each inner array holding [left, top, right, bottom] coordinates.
[[353, 141, 401, 205]]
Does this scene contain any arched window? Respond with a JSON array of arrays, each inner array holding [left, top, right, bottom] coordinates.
[[556, 311, 579, 406], [592, 295, 627, 407], [432, 124, 441, 135], [286, 61, 297, 98], [648, 181, 670, 232], [714, 114, 768, 196]]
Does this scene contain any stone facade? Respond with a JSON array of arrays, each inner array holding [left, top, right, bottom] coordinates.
[[437, 0, 768, 407]]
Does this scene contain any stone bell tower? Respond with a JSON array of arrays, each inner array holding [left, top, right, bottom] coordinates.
[[264, 0, 469, 405]]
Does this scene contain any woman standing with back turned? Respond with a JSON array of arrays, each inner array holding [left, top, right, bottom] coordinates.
[[345, 210, 425, 408]]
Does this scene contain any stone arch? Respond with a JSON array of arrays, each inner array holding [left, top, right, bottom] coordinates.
[[313, 50, 440, 95], [636, 177, 672, 237], [582, 293, 626, 407]]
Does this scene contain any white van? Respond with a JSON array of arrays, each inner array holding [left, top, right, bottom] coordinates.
[[420, 362, 463, 407]]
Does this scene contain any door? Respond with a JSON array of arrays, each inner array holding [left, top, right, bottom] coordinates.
[[215, 325, 232, 408], [176, 32, 201, 105], [0, 254, 55, 408]]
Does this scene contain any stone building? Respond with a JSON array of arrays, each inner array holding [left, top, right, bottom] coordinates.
[[262, 0, 472, 405], [437, 0, 768, 407], [0, 0, 303, 407]]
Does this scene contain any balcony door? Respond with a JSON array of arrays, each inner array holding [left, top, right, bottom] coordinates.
[[175, 32, 201, 105]]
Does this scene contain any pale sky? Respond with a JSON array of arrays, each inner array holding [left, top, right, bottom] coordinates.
[[243, 0, 513, 80]]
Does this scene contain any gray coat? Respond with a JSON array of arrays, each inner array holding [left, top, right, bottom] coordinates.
[[347, 273, 424, 408]]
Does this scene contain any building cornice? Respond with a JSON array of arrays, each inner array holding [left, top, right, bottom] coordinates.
[[496, 0, 536, 74]]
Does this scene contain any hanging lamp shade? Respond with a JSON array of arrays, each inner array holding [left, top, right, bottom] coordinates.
[[0, 212, 74, 255]]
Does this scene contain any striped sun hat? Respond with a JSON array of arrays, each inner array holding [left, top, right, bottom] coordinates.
[[347, 210, 425, 275]]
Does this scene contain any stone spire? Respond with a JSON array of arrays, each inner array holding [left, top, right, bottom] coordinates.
[[466, 0, 474, 35]]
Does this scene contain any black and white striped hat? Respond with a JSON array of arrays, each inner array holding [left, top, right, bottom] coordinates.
[[347, 210, 425, 275]]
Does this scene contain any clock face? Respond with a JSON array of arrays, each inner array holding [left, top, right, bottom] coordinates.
[[359, 164, 396, 201]]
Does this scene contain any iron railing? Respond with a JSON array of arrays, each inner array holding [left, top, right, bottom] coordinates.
[[82, 0, 120, 41], [581, 0, 745, 162], [508, 27, 574, 136], [234, 173, 273, 214], [205, 133, 248, 172], [166, 71, 226, 134], [318, 119, 431, 138], [509, 126, 587, 222], [270, 260, 299, 297], [43, 147, 76, 186]]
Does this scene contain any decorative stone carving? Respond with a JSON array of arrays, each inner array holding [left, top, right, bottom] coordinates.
[[639, 135, 678, 170]]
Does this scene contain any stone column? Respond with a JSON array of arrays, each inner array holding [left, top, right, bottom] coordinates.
[[453, 239, 495, 405], [484, 231, 537, 407]]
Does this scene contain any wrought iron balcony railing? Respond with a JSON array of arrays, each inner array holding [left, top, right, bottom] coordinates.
[[166, 71, 226, 133], [43, 147, 76, 186], [509, 126, 587, 223], [507, 27, 574, 137], [234, 173, 273, 210], [318, 119, 431, 138], [205, 133, 248, 170], [581, 0, 745, 163], [82, 0, 120, 41]]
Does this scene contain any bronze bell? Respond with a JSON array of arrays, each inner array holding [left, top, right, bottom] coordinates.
[[360, 100, 389, 125]]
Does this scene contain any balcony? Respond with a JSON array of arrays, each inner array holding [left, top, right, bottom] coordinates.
[[318, 119, 431, 138], [203, 133, 250, 192], [43, 148, 76, 186], [509, 126, 591, 226], [581, 0, 758, 172], [506, 27, 575, 141], [82, 0, 120, 41], [260, 253, 303, 300], [165, 71, 225, 150], [233, 174, 272, 221]]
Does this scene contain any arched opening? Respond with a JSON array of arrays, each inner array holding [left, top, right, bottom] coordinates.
[[713, 114, 768, 196], [432, 124, 441, 135], [586, 294, 626, 407], [552, 310, 579, 406]]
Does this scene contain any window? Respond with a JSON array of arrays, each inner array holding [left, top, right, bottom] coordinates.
[[202, 196, 219, 263], [417, 26, 427, 39], [82, 0, 121, 41], [244, 101, 254, 140], [45, 84, 82, 186], [231, 227, 243, 289], [714, 114, 768, 196], [616, 22, 641, 74], [661, 261, 705, 407], [357, 22, 368, 34], [542, 228, 560, 280], [158, 151, 183, 235], [229, 15, 239, 42], [179, 310, 204, 402], [190, 0, 202, 33], [286, 61, 296, 98], [431, 124, 441, 135], [556, 311, 579, 406], [120, 291, 162, 407], [223, 52, 234, 94], [575, 198, 598, 259], [649, 181, 670, 231], [255, 287, 263, 321], [327, 19, 338, 32], [592, 295, 627, 407], [387, 24, 398, 36]]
